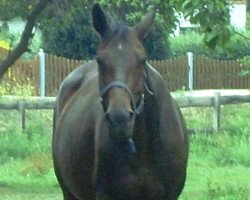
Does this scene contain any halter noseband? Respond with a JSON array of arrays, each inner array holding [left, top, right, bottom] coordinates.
[[99, 81, 144, 116]]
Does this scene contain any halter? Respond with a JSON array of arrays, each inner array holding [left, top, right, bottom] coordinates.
[[98, 65, 154, 154], [99, 81, 144, 154], [99, 81, 144, 117]]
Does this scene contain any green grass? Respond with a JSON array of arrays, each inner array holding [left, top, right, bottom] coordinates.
[[180, 104, 250, 199], [0, 187, 61, 200], [0, 104, 249, 199]]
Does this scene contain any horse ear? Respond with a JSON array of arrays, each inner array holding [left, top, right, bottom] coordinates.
[[134, 8, 156, 40], [92, 3, 109, 38]]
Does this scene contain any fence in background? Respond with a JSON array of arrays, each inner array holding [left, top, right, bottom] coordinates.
[[44, 52, 85, 96], [1, 58, 39, 94], [0, 90, 249, 132], [149, 55, 188, 91], [1, 49, 250, 96], [193, 55, 249, 89]]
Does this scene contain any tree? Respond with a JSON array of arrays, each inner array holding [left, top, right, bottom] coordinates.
[[41, 0, 171, 59], [246, 0, 250, 28], [42, 0, 233, 59], [173, 0, 232, 49], [0, 0, 51, 79], [0, 0, 233, 78], [41, 0, 98, 59], [247, 0, 250, 12], [0, 0, 38, 21]]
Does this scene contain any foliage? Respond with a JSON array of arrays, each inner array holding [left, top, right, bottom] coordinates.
[[97, 0, 176, 59], [0, 40, 10, 50], [41, 0, 97, 59], [171, 0, 233, 49], [0, 0, 41, 55], [221, 30, 250, 59], [0, 24, 18, 50], [0, 79, 35, 96], [142, 28, 170, 59], [0, 19, 42, 59], [40, 0, 171, 59], [170, 31, 205, 56], [240, 56, 250, 75], [170, 30, 250, 60], [0, 0, 234, 60], [0, 0, 37, 21]]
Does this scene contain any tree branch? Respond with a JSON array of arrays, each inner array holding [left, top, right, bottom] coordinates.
[[0, 0, 51, 79], [234, 30, 250, 42]]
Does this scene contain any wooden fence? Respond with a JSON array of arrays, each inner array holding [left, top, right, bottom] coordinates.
[[1, 51, 250, 96], [45, 53, 85, 96], [1, 90, 249, 132], [194, 55, 249, 89], [1, 57, 39, 95], [41, 54, 250, 96], [149, 55, 188, 91], [42, 55, 189, 96]]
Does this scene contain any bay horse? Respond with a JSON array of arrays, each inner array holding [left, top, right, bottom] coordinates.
[[53, 3, 188, 200]]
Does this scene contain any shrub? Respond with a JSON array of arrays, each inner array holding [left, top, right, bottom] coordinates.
[[169, 30, 250, 59], [0, 79, 35, 96], [169, 31, 205, 57], [0, 22, 41, 59]]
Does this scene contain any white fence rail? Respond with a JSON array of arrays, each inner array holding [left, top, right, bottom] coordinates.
[[1, 90, 250, 131]]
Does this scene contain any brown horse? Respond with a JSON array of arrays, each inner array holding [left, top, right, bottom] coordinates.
[[53, 3, 188, 200]]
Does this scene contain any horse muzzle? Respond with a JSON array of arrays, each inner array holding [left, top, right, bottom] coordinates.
[[106, 108, 133, 128], [105, 107, 135, 139], [99, 81, 144, 140]]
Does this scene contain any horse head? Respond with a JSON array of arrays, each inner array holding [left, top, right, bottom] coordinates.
[[92, 4, 155, 141]]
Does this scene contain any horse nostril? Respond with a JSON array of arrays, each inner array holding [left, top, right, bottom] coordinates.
[[105, 110, 132, 127]]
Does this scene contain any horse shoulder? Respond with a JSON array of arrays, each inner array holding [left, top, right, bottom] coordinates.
[[146, 62, 188, 150], [57, 61, 98, 115]]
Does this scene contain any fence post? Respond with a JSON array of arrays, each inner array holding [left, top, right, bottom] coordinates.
[[38, 48, 46, 96], [18, 100, 26, 131], [187, 52, 194, 90], [213, 92, 221, 132]]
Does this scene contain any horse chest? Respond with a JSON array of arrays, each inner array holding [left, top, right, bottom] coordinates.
[[97, 123, 163, 199], [98, 153, 164, 199]]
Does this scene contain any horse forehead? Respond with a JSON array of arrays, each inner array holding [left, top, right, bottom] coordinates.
[[111, 38, 144, 57], [114, 42, 133, 54], [99, 42, 139, 60], [98, 32, 145, 63]]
